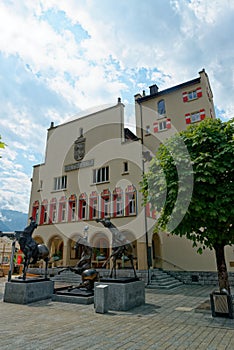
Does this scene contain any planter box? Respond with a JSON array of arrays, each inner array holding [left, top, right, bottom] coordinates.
[[210, 291, 233, 319]]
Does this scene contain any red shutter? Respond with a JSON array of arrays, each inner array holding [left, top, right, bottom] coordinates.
[[78, 200, 82, 220], [68, 201, 72, 221], [166, 118, 171, 129], [40, 206, 45, 225], [32, 205, 38, 221], [113, 195, 117, 218], [185, 113, 191, 124], [197, 87, 202, 98], [58, 203, 62, 222], [101, 197, 105, 218], [89, 198, 93, 220], [125, 193, 129, 216], [49, 204, 53, 224], [182, 92, 188, 102], [200, 109, 205, 120], [153, 122, 158, 133]]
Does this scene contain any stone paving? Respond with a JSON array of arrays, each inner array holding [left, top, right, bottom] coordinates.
[[0, 277, 234, 350]]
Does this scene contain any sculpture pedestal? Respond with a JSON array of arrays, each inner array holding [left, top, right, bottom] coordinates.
[[52, 286, 94, 305], [95, 279, 145, 311], [3, 279, 54, 304]]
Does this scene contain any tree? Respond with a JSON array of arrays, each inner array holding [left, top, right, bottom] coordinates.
[[141, 118, 234, 293], [0, 135, 5, 157]]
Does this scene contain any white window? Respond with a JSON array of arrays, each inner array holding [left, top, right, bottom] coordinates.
[[157, 99, 166, 116], [158, 121, 167, 131], [116, 195, 123, 216], [54, 176, 67, 191], [103, 197, 110, 217], [52, 204, 57, 223], [81, 200, 86, 219], [188, 90, 197, 101], [191, 112, 201, 123], [43, 206, 48, 223], [71, 201, 76, 221], [93, 166, 109, 184], [145, 125, 150, 135], [128, 193, 136, 215], [92, 198, 98, 219], [61, 202, 66, 222]]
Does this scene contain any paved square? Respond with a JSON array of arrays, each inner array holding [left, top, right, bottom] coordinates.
[[0, 277, 233, 350]]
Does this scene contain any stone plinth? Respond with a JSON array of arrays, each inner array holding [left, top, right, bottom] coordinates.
[[52, 293, 94, 304], [4, 279, 54, 304], [94, 279, 145, 311], [52, 286, 94, 304]]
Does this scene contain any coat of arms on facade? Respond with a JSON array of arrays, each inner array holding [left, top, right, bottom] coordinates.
[[74, 130, 86, 161]]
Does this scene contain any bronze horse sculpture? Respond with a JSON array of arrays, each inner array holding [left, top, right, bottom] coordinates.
[[15, 217, 49, 280], [96, 218, 137, 279]]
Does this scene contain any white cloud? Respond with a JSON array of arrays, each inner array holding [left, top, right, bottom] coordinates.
[[0, 0, 233, 212]]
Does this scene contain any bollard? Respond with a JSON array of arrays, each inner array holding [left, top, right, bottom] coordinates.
[[95, 284, 109, 314]]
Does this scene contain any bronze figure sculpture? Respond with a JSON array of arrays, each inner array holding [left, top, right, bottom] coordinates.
[[58, 235, 99, 291], [96, 218, 137, 279], [14, 217, 49, 280]]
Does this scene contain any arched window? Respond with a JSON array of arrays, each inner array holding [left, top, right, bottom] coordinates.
[[157, 99, 166, 116], [113, 187, 123, 217], [68, 194, 77, 222], [125, 185, 137, 216], [49, 198, 57, 224], [58, 196, 67, 222], [89, 191, 98, 220]]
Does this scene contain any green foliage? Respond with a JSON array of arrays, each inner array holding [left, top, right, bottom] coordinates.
[[141, 118, 234, 251], [0, 135, 6, 158]]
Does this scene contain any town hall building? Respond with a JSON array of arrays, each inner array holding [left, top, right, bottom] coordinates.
[[28, 69, 234, 283]]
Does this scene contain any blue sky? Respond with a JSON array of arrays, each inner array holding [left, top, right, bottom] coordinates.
[[0, 0, 233, 214]]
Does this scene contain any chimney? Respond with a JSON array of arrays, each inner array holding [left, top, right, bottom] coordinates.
[[117, 97, 121, 104], [149, 84, 159, 95]]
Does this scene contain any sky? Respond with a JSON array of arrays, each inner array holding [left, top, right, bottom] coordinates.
[[0, 0, 233, 214]]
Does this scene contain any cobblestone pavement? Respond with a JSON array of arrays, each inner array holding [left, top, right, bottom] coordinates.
[[0, 277, 234, 350]]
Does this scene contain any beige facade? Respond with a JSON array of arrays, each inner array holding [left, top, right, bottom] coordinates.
[[28, 69, 234, 274]]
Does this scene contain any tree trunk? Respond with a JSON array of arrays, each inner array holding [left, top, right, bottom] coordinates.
[[214, 244, 230, 294]]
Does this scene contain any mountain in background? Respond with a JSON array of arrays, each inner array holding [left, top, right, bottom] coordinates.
[[0, 209, 28, 232]]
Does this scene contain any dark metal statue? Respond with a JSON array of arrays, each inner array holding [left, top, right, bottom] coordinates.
[[96, 218, 137, 279], [14, 217, 50, 280], [58, 235, 99, 291]]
